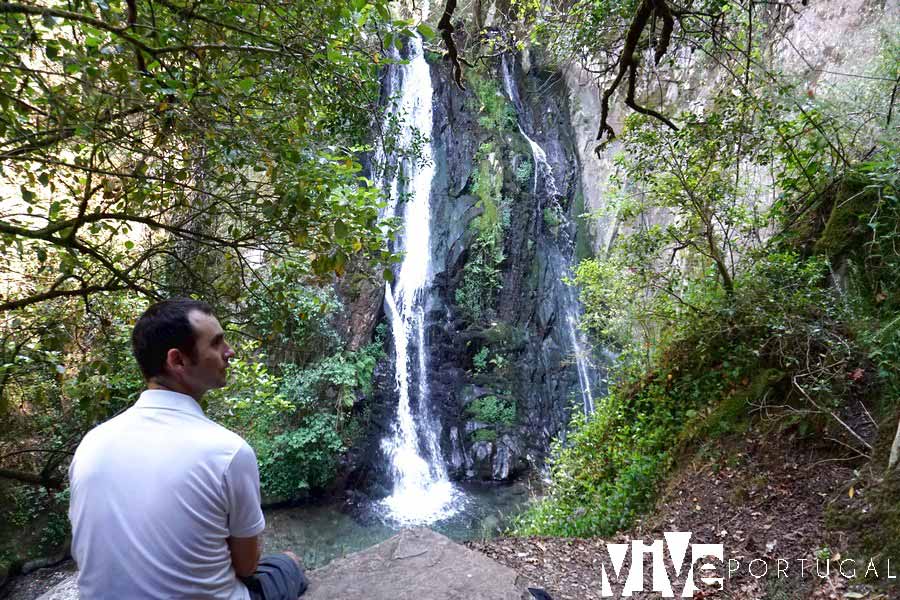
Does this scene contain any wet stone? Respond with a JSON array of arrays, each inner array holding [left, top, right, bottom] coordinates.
[[305, 528, 529, 600], [473, 441, 493, 462], [465, 420, 490, 434]]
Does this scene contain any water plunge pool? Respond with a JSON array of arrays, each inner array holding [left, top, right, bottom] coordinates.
[[261, 481, 532, 569]]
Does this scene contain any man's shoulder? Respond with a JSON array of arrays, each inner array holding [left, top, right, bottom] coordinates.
[[201, 419, 255, 457], [77, 404, 252, 459], [77, 407, 137, 446]]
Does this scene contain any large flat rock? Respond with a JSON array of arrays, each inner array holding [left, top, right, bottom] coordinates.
[[305, 528, 529, 600], [36, 529, 529, 600], [33, 572, 78, 600]]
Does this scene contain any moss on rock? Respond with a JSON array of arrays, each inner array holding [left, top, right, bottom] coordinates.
[[813, 175, 877, 259]]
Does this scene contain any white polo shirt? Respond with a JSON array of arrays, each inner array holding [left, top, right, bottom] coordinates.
[[69, 389, 266, 599]]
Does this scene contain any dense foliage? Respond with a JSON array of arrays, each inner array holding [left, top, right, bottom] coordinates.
[[455, 145, 508, 322], [207, 318, 385, 500], [454, 72, 515, 323], [515, 2, 898, 536], [0, 0, 429, 571], [467, 394, 517, 427], [0, 0, 407, 314]]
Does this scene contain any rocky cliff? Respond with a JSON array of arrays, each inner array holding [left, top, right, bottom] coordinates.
[[350, 0, 895, 490], [353, 42, 601, 490]]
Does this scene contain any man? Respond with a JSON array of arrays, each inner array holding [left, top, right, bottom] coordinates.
[[69, 298, 307, 599]]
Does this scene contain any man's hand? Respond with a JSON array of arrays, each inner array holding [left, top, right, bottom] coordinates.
[[227, 535, 261, 578]]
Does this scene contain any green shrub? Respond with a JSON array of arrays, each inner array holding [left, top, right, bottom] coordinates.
[[467, 73, 517, 133], [255, 413, 345, 499], [833, 151, 900, 415], [244, 260, 344, 365], [471, 428, 498, 443], [515, 251, 858, 537], [1, 485, 70, 556], [8, 486, 42, 528], [455, 243, 504, 322], [209, 330, 385, 501], [40, 490, 70, 551], [542, 206, 561, 229], [515, 159, 533, 186], [467, 395, 516, 426], [455, 145, 509, 323], [473, 347, 490, 373]]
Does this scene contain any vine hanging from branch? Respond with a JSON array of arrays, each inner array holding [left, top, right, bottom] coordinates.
[[438, 0, 471, 90], [596, 0, 680, 155]]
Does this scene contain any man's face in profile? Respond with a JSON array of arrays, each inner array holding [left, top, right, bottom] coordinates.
[[183, 310, 235, 393]]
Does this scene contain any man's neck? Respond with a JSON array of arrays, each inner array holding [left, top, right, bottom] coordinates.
[[147, 378, 203, 404]]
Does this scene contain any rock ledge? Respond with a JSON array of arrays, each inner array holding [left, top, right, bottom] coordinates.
[[37, 528, 529, 600]]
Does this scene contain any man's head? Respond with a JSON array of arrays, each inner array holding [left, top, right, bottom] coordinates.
[[131, 298, 235, 399]]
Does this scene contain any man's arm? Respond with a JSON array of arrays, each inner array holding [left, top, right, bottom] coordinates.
[[223, 443, 266, 578], [228, 535, 262, 578]]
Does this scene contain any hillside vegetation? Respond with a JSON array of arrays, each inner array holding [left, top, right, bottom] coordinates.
[[511, 0, 900, 575]]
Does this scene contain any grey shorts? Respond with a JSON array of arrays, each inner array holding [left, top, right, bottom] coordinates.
[[242, 553, 307, 600]]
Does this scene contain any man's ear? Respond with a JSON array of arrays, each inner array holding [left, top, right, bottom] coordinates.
[[165, 347, 186, 375]]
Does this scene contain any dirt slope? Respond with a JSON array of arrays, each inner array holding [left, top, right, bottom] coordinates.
[[469, 429, 895, 599]]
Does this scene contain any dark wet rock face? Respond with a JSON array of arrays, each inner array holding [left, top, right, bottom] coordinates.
[[421, 53, 587, 483], [351, 47, 598, 489]]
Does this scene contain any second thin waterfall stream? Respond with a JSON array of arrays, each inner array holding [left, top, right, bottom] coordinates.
[[501, 54, 598, 416]]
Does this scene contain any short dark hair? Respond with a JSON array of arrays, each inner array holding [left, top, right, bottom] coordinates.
[[131, 298, 214, 380]]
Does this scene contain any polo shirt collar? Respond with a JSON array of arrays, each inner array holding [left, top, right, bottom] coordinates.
[[134, 389, 206, 418]]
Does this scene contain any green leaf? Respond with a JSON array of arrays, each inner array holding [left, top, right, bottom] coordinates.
[[333, 220, 348, 241], [312, 255, 331, 275], [333, 251, 347, 275], [238, 77, 255, 94], [416, 23, 435, 40]]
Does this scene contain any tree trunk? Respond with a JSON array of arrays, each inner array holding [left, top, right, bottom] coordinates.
[[0, 468, 63, 489]]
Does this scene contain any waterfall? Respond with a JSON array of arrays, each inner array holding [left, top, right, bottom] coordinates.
[[500, 57, 556, 200], [376, 36, 461, 524], [501, 54, 597, 415]]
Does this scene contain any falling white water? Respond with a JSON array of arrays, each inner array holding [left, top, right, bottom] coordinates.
[[501, 54, 597, 415], [567, 313, 596, 414], [376, 36, 462, 524], [500, 56, 557, 199]]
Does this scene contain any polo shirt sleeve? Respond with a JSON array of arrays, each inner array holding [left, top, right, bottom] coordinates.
[[223, 442, 266, 538]]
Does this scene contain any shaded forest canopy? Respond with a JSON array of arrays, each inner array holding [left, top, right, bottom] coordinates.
[[0, 0, 417, 571]]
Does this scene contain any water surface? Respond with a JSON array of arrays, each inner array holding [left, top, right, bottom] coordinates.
[[262, 482, 532, 569]]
